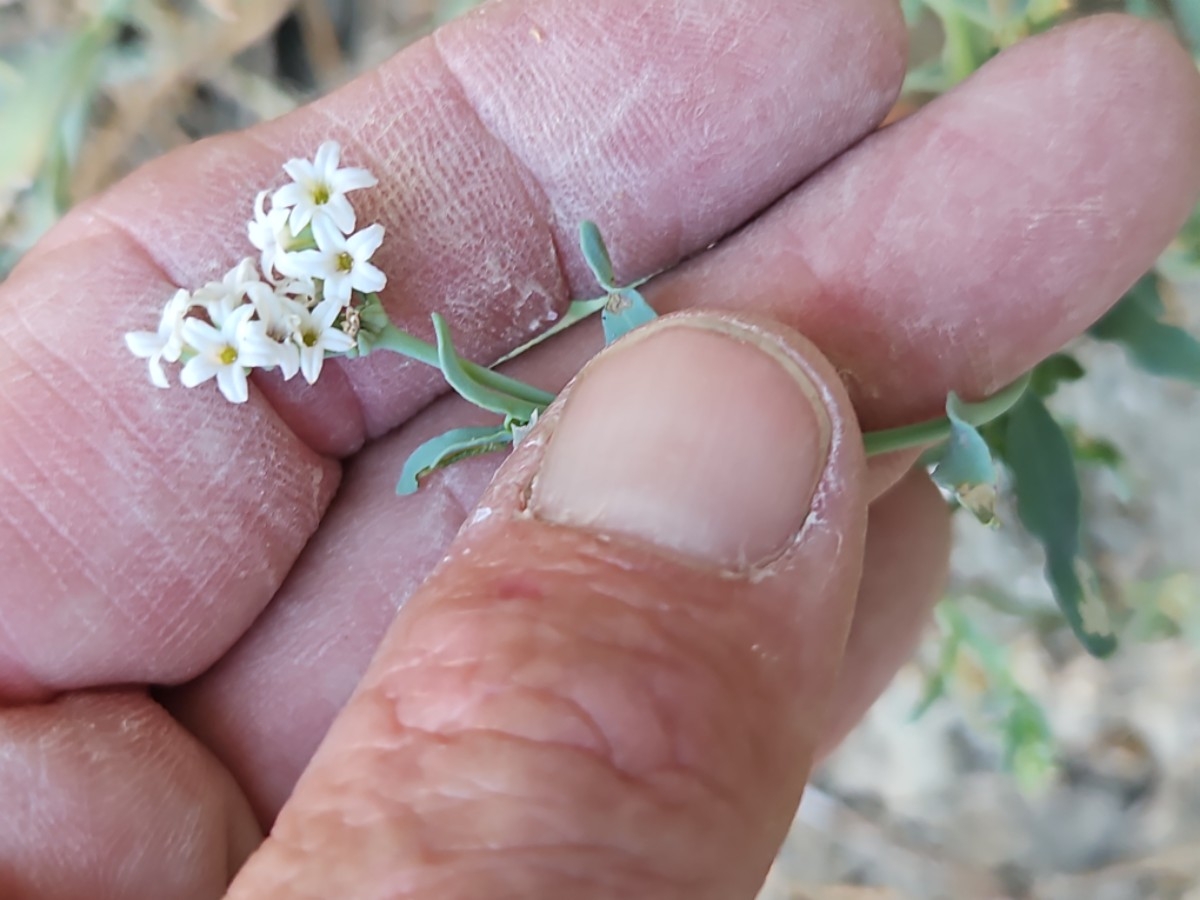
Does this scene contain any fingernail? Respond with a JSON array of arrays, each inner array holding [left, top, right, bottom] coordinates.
[[530, 318, 832, 568]]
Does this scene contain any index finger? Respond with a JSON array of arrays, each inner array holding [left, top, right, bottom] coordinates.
[[0, 0, 907, 698]]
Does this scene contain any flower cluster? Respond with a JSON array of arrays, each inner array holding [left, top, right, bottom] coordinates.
[[125, 141, 386, 403]]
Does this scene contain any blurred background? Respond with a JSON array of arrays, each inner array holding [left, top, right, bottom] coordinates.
[[2, 1, 1199, 897]]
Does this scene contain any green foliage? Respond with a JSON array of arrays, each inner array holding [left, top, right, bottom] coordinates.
[[1000, 393, 1119, 656], [578, 221, 660, 345], [892, 3, 1200, 799], [902, 0, 1069, 93], [928, 393, 1001, 524], [1171, 0, 1200, 48], [431, 313, 543, 421], [396, 426, 513, 495], [1028, 353, 1086, 397], [916, 603, 1058, 791], [1090, 276, 1200, 384], [1065, 427, 1124, 470], [579, 221, 618, 291], [0, 5, 128, 273], [601, 289, 658, 345]]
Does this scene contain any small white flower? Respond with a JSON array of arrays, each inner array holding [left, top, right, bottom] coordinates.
[[288, 218, 386, 306], [293, 297, 356, 385], [124, 288, 192, 388], [193, 258, 262, 326], [239, 283, 304, 381], [248, 191, 303, 280], [271, 141, 377, 235], [274, 274, 317, 304], [179, 304, 258, 403]]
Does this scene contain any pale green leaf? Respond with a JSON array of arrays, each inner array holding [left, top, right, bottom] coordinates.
[[397, 426, 512, 495], [579, 220, 617, 291], [928, 393, 999, 524], [432, 314, 542, 421], [600, 288, 658, 345]]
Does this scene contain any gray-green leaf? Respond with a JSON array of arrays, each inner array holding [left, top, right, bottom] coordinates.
[[1002, 393, 1118, 657], [1090, 276, 1200, 384], [1170, 0, 1200, 49], [1029, 353, 1086, 398], [396, 426, 513, 495], [432, 314, 542, 421], [600, 288, 658, 345], [579, 220, 617, 291], [928, 393, 999, 524]]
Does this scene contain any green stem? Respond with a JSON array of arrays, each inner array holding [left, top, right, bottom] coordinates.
[[494, 297, 608, 364], [373, 295, 1029, 459], [373, 322, 556, 407], [863, 373, 1031, 457]]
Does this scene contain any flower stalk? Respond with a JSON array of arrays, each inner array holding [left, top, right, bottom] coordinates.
[[123, 140, 1030, 491]]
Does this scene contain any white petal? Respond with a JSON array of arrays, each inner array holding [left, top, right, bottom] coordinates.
[[223, 303, 258, 341], [311, 215, 346, 253], [180, 355, 219, 388], [347, 223, 384, 261], [276, 342, 301, 380], [248, 214, 272, 248], [313, 141, 341, 178], [162, 288, 192, 322], [321, 272, 353, 306], [147, 355, 170, 389], [276, 276, 315, 300], [239, 331, 282, 369], [245, 280, 276, 311], [282, 158, 317, 187], [180, 317, 225, 354], [226, 258, 257, 288], [324, 195, 356, 234], [322, 329, 356, 354], [350, 260, 387, 295], [272, 181, 304, 210], [299, 345, 324, 385], [160, 336, 185, 364], [204, 292, 243, 328], [332, 166, 377, 193], [258, 247, 279, 280], [288, 202, 315, 235], [279, 249, 332, 282], [311, 297, 343, 330], [217, 366, 250, 404], [125, 330, 165, 359], [252, 189, 270, 220]]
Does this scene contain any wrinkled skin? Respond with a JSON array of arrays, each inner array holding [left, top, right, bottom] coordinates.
[[1, 2, 1199, 897]]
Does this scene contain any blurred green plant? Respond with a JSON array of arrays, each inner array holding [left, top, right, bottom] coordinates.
[[915, 602, 1058, 790], [903, 0, 1072, 92], [0, 1, 128, 274], [0, 0, 311, 276], [905, 0, 1200, 783], [902, 0, 1200, 659]]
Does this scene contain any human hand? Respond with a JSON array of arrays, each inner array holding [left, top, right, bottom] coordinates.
[[2, 3, 1199, 897]]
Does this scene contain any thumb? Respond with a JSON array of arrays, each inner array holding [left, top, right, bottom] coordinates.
[[228, 312, 868, 900]]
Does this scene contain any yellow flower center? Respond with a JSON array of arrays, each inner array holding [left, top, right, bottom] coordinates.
[[312, 184, 331, 205], [302, 329, 319, 348], [219, 345, 238, 366], [336, 251, 354, 272]]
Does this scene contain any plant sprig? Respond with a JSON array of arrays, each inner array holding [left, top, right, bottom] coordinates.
[[393, 222, 1032, 501]]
